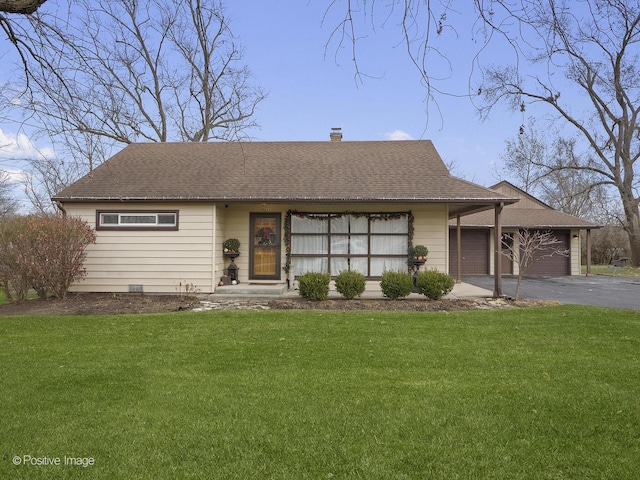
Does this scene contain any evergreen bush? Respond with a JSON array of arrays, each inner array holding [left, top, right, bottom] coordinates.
[[415, 270, 455, 300], [334, 270, 366, 299], [380, 270, 413, 300], [297, 272, 330, 301]]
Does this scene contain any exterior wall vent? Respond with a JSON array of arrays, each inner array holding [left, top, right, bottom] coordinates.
[[129, 284, 144, 293]]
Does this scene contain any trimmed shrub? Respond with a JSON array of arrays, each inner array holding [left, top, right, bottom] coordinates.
[[334, 270, 366, 299], [0, 215, 96, 300], [297, 272, 330, 301], [380, 270, 413, 300], [415, 269, 455, 300], [223, 238, 240, 252]]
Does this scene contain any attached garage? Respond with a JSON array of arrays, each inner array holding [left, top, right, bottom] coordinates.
[[449, 229, 489, 274], [526, 230, 570, 275], [449, 182, 599, 277]]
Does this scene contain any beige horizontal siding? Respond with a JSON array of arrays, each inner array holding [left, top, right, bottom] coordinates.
[[82, 263, 214, 272], [95, 236, 213, 245], [65, 201, 453, 292], [65, 203, 217, 293], [84, 250, 212, 259], [412, 205, 448, 274]]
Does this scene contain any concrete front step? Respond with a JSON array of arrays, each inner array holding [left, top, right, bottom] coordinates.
[[213, 283, 288, 296]]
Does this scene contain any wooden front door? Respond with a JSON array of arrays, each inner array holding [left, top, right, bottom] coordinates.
[[249, 213, 281, 280]]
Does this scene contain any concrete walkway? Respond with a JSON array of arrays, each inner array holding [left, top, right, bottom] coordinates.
[[446, 282, 495, 300], [213, 281, 494, 300]]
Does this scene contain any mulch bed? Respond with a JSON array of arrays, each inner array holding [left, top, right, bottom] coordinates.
[[0, 292, 553, 316]]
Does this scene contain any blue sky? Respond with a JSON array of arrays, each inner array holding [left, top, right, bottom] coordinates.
[[225, 0, 524, 185], [0, 0, 527, 198]]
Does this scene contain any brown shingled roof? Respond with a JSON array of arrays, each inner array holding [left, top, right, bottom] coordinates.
[[449, 180, 599, 229], [451, 208, 599, 229], [53, 141, 517, 214]]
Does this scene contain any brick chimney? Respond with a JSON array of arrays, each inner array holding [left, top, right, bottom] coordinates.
[[330, 127, 343, 141]]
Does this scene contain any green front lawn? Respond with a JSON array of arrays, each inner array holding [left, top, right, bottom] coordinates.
[[1, 307, 639, 479]]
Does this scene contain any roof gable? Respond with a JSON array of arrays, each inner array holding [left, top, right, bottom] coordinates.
[[490, 181, 552, 210]]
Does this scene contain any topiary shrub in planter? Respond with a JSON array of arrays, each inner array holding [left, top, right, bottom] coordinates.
[[380, 270, 413, 300], [410, 244, 429, 262], [415, 269, 455, 300], [334, 270, 366, 300], [223, 238, 241, 253], [297, 272, 330, 301]]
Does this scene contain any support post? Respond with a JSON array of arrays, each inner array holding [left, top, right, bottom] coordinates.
[[586, 228, 592, 276], [456, 215, 462, 284], [494, 202, 504, 298]]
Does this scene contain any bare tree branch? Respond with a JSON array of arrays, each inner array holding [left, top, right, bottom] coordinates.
[[501, 229, 570, 300], [478, 1, 640, 266], [4, 0, 265, 212], [15, 0, 265, 147], [0, 169, 19, 218]]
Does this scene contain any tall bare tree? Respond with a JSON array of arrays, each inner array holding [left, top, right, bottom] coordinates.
[[18, 0, 265, 144], [326, 1, 640, 266], [500, 119, 548, 193], [5, 0, 265, 211], [501, 121, 613, 222], [477, 1, 640, 266]]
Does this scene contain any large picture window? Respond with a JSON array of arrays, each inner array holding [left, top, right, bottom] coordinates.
[[96, 210, 179, 230], [287, 212, 411, 278]]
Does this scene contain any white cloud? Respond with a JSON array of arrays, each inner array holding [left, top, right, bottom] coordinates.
[[0, 128, 55, 159], [384, 130, 414, 141], [1, 167, 29, 184]]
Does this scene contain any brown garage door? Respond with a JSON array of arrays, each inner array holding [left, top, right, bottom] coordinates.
[[449, 229, 489, 275], [525, 230, 570, 275]]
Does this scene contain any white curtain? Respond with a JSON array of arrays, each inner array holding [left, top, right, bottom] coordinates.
[[370, 258, 407, 276], [331, 215, 368, 233], [291, 213, 409, 277], [371, 216, 408, 233], [371, 235, 406, 254], [291, 236, 328, 275], [294, 257, 329, 275], [292, 236, 327, 255], [330, 235, 368, 254], [291, 215, 328, 233]]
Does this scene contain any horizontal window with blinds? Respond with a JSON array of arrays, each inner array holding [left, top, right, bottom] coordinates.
[[96, 210, 179, 230]]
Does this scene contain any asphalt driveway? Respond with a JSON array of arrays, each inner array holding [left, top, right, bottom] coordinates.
[[464, 275, 640, 311]]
